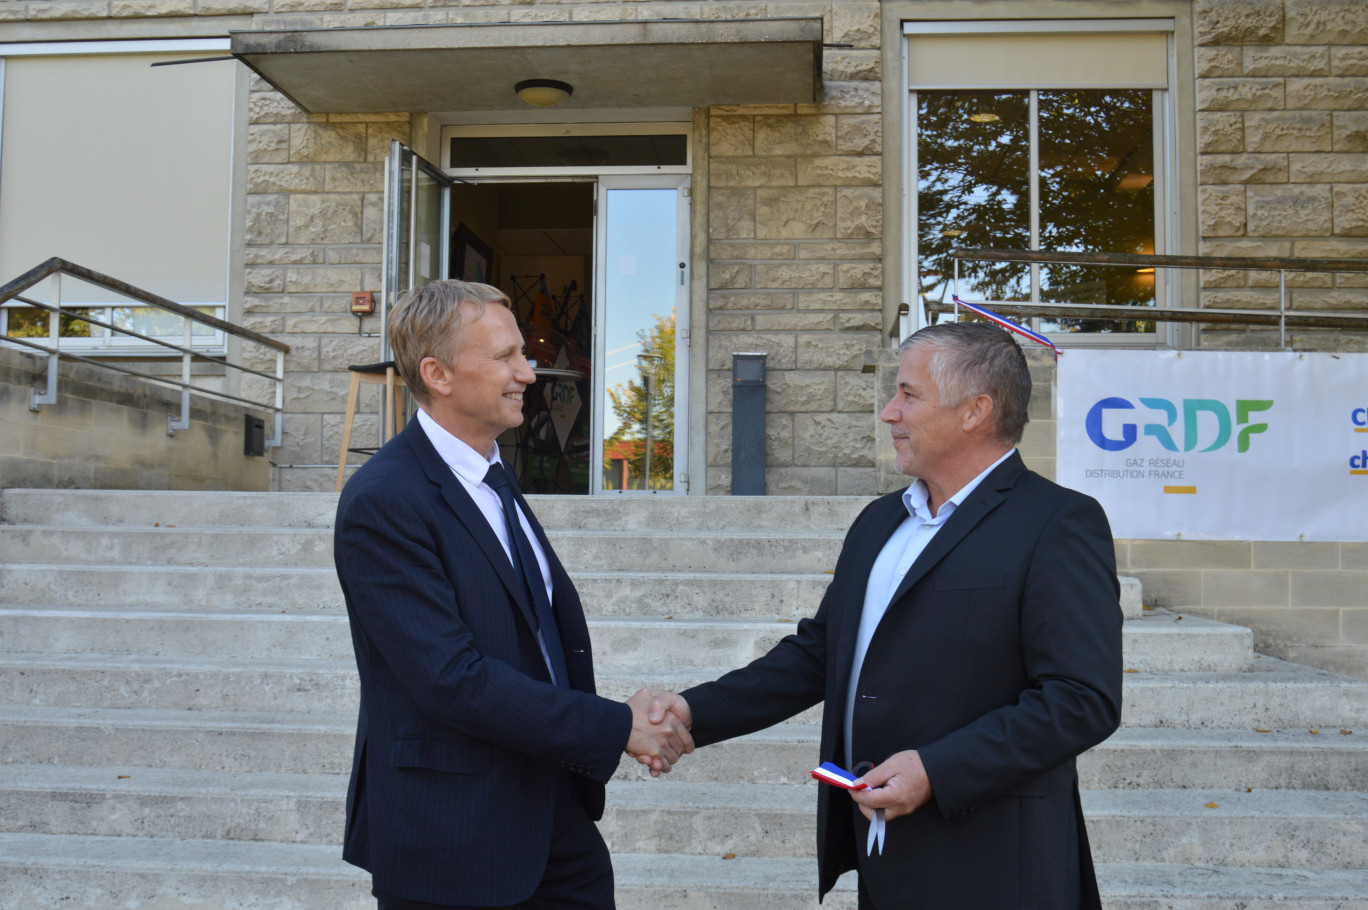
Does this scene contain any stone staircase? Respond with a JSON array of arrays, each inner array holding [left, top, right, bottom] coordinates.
[[1, 489, 1366, 909]]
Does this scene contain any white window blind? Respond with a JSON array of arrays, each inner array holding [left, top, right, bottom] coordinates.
[[907, 25, 1170, 90], [0, 51, 234, 305]]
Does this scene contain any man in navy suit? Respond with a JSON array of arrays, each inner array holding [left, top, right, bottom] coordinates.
[[654, 321, 1123, 908], [335, 280, 692, 910]]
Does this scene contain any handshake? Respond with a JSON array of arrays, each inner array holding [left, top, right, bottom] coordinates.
[[624, 689, 694, 778]]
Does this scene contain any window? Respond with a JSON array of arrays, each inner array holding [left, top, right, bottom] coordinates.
[[0, 41, 235, 352], [906, 21, 1173, 336], [442, 122, 691, 177]]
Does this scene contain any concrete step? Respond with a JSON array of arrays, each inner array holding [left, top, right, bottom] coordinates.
[[604, 783, 1368, 868], [0, 563, 346, 612], [3, 707, 1364, 791], [0, 488, 875, 533], [557, 529, 844, 573], [1096, 862, 1368, 909], [0, 706, 357, 774], [614, 725, 1368, 792], [0, 560, 1141, 624], [1082, 788, 1368, 870], [1, 833, 1365, 910], [0, 651, 1358, 727], [0, 608, 1249, 672], [594, 656, 1368, 730], [0, 765, 346, 843], [2, 649, 1309, 722], [0, 607, 355, 660], [0, 490, 341, 530], [0, 525, 340, 569], [0, 525, 851, 574], [5, 766, 1365, 869], [0, 564, 832, 619], [0, 653, 360, 713], [0, 833, 858, 910], [0, 832, 374, 910]]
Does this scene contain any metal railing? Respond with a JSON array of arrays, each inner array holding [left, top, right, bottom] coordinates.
[[0, 257, 291, 446], [907, 249, 1368, 348]]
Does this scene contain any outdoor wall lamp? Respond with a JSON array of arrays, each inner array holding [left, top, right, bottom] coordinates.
[[515, 79, 574, 107]]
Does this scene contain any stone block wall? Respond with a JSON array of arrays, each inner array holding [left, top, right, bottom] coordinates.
[[237, 81, 409, 491], [7, 0, 1368, 492], [0, 346, 271, 491], [1, 0, 890, 494], [1196, 0, 1368, 350], [1119, 537, 1368, 681], [703, 1, 885, 496]]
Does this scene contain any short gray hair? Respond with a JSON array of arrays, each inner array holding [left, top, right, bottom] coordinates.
[[900, 320, 1032, 445], [388, 280, 512, 405]]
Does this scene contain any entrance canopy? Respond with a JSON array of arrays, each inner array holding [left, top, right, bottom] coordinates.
[[231, 18, 823, 113]]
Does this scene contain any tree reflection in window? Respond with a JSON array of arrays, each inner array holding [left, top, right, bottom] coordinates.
[[1039, 89, 1156, 333], [917, 89, 1157, 335], [917, 92, 1030, 311]]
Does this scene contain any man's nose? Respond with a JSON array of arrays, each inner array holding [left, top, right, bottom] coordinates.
[[879, 398, 898, 424]]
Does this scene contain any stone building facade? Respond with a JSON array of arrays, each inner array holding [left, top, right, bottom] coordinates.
[[2, 1, 1367, 673], [3, 0, 1366, 494]]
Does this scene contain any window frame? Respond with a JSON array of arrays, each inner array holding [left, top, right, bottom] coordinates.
[[902, 18, 1179, 345], [440, 121, 692, 179]]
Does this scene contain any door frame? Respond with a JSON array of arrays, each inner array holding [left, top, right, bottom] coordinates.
[[591, 174, 692, 495], [382, 139, 694, 494]]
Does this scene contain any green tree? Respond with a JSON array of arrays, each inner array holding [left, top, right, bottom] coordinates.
[[604, 312, 675, 489]]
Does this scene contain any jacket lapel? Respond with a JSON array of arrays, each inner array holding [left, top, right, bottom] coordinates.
[[885, 451, 1025, 607], [402, 419, 542, 639], [830, 493, 914, 705]]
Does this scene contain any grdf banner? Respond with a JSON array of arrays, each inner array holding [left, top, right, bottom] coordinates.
[[1057, 350, 1368, 541]]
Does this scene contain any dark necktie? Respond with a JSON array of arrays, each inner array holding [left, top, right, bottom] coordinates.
[[483, 462, 569, 688]]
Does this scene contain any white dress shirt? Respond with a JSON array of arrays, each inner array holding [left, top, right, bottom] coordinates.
[[417, 408, 558, 682], [843, 449, 1015, 765]]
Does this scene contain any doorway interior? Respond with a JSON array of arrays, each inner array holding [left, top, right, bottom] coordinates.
[[443, 178, 687, 495]]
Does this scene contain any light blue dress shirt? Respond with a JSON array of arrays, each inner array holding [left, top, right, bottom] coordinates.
[[842, 449, 1015, 765]]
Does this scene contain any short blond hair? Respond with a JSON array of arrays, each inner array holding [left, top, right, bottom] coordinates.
[[388, 280, 512, 405]]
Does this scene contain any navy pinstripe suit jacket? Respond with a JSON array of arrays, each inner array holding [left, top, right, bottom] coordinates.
[[335, 417, 631, 906]]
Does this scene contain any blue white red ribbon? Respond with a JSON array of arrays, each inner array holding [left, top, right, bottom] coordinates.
[[951, 295, 1061, 360], [811, 761, 867, 790], [813, 763, 884, 855]]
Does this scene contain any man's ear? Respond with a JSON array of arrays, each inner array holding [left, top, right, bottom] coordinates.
[[962, 393, 995, 433], [417, 356, 450, 401]]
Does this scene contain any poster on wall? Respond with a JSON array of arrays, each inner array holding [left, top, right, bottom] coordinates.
[[1057, 350, 1368, 542]]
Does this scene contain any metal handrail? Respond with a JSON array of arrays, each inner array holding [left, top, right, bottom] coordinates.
[[0, 257, 291, 445], [914, 249, 1368, 349]]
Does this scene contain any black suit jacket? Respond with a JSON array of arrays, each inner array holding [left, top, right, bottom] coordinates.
[[683, 452, 1123, 909], [334, 418, 631, 906]]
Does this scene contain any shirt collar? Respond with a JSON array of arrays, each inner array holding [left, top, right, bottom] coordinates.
[[416, 407, 501, 485], [902, 448, 1015, 522]]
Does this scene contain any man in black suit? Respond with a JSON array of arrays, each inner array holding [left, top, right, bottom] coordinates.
[[655, 321, 1123, 908], [334, 280, 692, 910]]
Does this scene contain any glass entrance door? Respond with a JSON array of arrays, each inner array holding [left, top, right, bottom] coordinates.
[[592, 177, 691, 494], [382, 141, 453, 358]]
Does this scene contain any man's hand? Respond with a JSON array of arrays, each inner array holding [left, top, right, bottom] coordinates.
[[625, 689, 694, 778], [648, 690, 692, 730], [849, 750, 933, 822]]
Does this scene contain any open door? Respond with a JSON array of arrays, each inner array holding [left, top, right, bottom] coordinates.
[[381, 140, 455, 360]]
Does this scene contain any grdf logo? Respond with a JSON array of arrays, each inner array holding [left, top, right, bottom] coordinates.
[[1086, 398, 1274, 453]]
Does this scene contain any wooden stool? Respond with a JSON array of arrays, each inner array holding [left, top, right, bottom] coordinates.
[[336, 361, 406, 492]]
